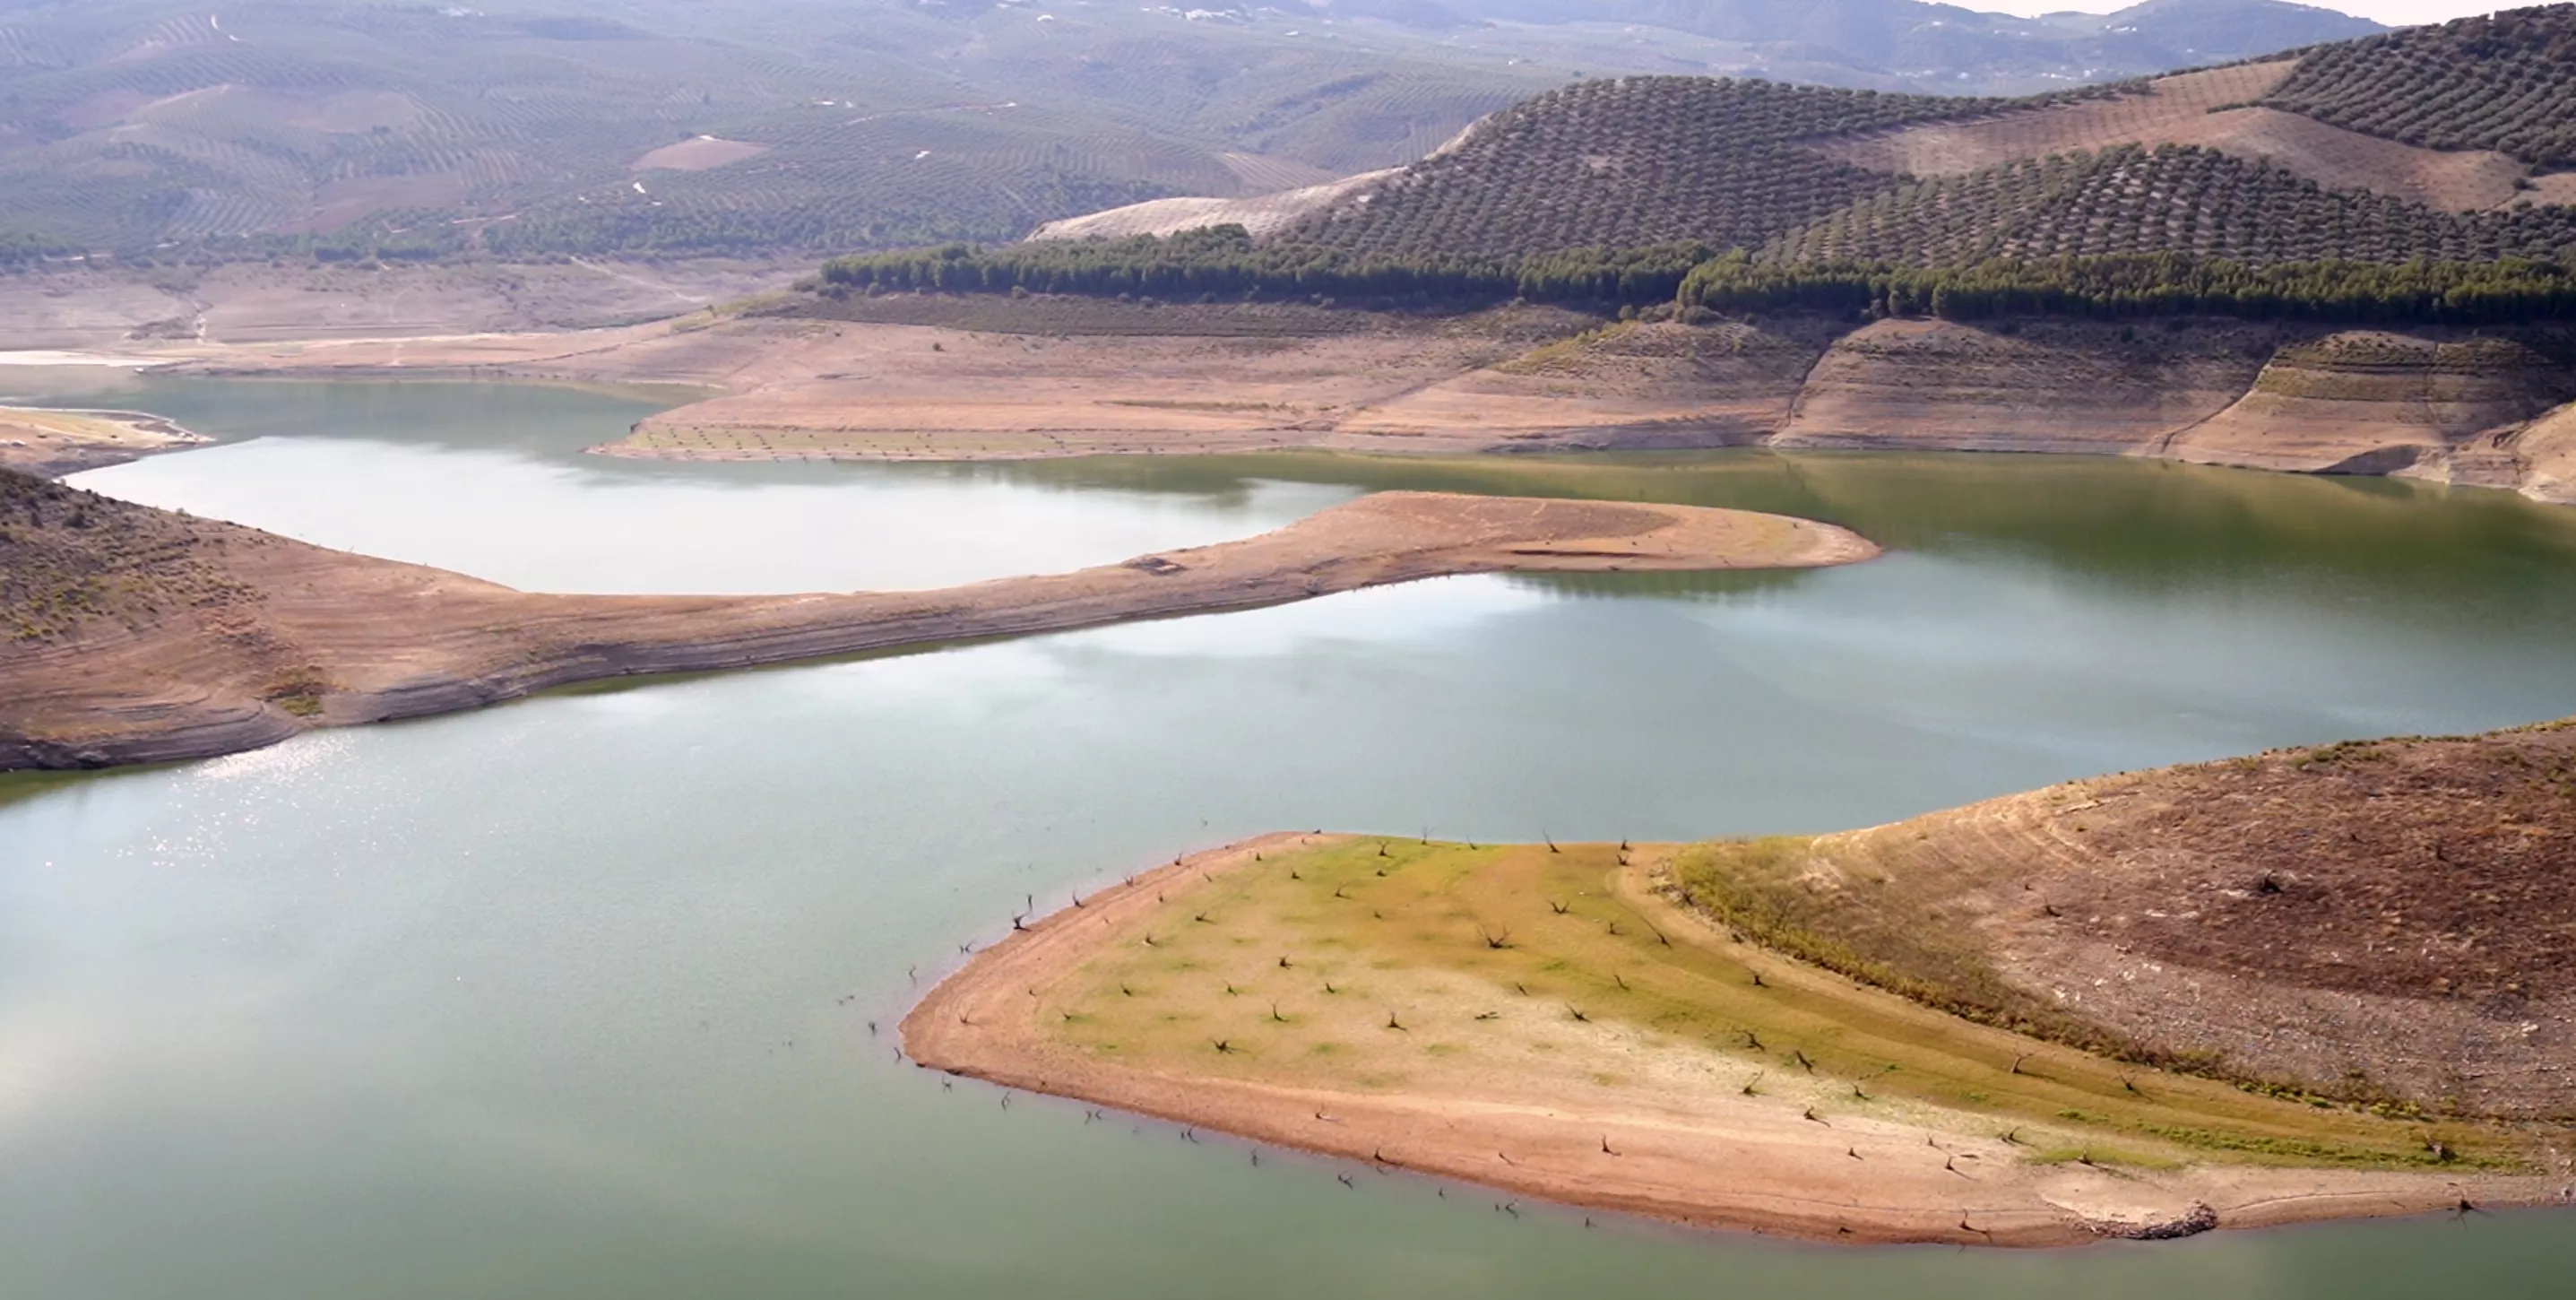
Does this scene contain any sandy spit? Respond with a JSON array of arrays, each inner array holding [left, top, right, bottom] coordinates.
[[0, 405, 211, 476], [3, 491, 1871, 771], [904, 836, 2560, 1248]]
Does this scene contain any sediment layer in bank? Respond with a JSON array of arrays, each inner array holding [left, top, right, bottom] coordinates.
[[100, 307, 2575, 507]]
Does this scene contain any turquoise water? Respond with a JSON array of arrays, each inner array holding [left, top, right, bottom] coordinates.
[[4, 376, 2573, 1297]]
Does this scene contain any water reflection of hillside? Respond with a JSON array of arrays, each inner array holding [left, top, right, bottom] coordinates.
[[1506, 568, 1820, 602]]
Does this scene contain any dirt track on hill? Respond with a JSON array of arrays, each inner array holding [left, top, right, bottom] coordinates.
[[0, 480, 1871, 770]]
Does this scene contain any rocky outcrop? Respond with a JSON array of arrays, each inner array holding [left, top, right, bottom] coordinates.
[[1330, 318, 1832, 453], [2171, 333, 2576, 475], [139, 303, 2576, 507], [1747, 318, 2576, 505], [1774, 318, 2278, 454], [2512, 404, 2576, 504], [2451, 400, 2576, 506]]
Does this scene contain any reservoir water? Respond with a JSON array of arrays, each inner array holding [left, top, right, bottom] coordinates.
[[5, 374, 2576, 1298]]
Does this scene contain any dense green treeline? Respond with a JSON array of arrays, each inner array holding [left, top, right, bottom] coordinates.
[[1678, 254, 2576, 324], [817, 227, 1716, 308], [818, 230, 2576, 325]]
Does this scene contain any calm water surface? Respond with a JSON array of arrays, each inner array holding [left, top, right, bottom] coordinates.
[[5, 375, 2576, 1298]]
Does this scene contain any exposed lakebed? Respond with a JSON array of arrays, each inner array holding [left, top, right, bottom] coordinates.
[[5, 374, 2576, 1297]]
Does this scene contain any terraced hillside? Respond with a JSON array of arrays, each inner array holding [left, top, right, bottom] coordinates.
[[1765, 145, 2576, 267], [1281, 13, 2576, 267], [1290, 77, 2064, 258], [2260, 4, 2576, 167], [849, 6, 2576, 325]]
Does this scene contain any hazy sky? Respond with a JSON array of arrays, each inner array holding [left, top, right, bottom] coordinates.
[[1975, 1, 2513, 24]]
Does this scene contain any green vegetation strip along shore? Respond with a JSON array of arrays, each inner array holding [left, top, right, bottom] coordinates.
[[816, 234, 2576, 325], [907, 835, 2548, 1245], [1076, 838, 2487, 1166]]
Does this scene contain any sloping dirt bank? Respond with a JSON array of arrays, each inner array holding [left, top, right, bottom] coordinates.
[[0, 476, 1871, 770], [91, 308, 2576, 507], [905, 834, 2560, 1247], [1675, 722, 2576, 1124]]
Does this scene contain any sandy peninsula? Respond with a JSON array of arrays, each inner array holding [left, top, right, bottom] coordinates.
[[904, 828, 2565, 1247], [0, 479, 1872, 770], [0, 405, 210, 477]]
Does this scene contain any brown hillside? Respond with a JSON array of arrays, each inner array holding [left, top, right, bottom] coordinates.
[[1673, 724, 2576, 1119]]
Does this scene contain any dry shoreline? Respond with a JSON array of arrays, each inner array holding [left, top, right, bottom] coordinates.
[[63, 308, 2576, 507], [903, 835, 2560, 1247], [0, 405, 211, 477], [1, 487, 1873, 771]]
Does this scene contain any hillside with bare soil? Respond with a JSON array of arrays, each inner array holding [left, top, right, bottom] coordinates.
[[1024, 170, 1400, 245], [1673, 722, 2576, 1119]]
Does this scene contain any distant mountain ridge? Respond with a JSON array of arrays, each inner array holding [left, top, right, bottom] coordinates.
[[1364, 0, 2382, 84], [0, 0, 2380, 264]]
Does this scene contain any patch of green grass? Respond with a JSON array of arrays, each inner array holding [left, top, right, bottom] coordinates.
[[1041, 836, 2507, 1171]]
